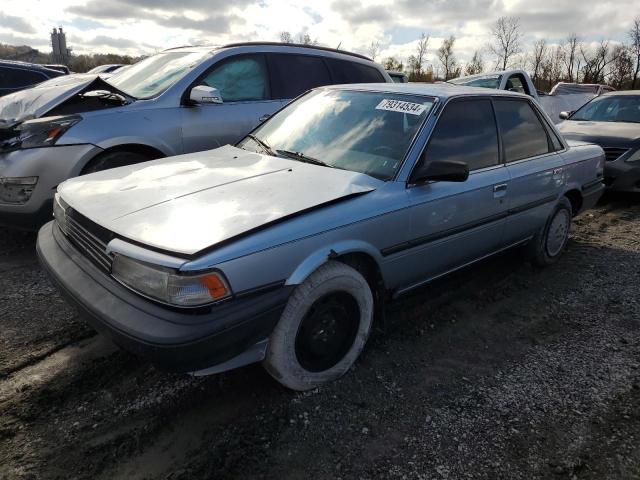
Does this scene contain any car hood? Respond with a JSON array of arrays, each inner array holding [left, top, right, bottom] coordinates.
[[558, 120, 640, 147], [58, 145, 381, 256], [0, 75, 118, 129]]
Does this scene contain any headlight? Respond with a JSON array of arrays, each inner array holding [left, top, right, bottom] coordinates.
[[17, 115, 81, 149], [111, 254, 232, 307], [626, 149, 640, 163]]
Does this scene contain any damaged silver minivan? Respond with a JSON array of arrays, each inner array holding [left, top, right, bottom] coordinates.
[[0, 43, 390, 228]]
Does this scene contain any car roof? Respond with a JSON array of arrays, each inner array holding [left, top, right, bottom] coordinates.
[[163, 42, 374, 62], [324, 82, 531, 101], [601, 90, 640, 96]]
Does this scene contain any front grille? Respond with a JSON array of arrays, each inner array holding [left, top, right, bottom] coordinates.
[[54, 197, 114, 273], [602, 147, 629, 162]]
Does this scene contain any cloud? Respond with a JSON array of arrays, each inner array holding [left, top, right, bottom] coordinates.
[[0, 12, 37, 34]]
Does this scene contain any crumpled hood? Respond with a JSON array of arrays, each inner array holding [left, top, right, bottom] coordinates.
[[558, 120, 640, 147], [58, 145, 381, 255], [0, 75, 104, 129]]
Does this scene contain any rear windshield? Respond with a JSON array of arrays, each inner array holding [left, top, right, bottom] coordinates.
[[238, 89, 435, 180], [106, 51, 209, 99], [449, 74, 502, 89]]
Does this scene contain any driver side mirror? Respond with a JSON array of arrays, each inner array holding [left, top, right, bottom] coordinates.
[[559, 111, 574, 120], [411, 160, 469, 184], [189, 85, 223, 104]]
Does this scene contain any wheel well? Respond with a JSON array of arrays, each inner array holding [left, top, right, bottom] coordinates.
[[81, 144, 166, 174], [334, 252, 386, 323], [564, 189, 582, 217], [99, 144, 166, 160]]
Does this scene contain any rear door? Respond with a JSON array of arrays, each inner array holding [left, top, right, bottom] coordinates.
[[266, 53, 333, 105], [324, 58, 386, 84], [180, 54, 281, 152], [494, 98, 566, 245], [394, 97, 510, 290]]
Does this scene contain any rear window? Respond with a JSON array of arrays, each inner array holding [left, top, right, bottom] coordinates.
[[268, 54, 332, 99], [325, 59, 385, 84], [494, 99, 550, 162]]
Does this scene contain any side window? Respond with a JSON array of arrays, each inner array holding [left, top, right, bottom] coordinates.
[[422, 99, 499, 171], [494, 99, 551, 162], [505, 74, 530, 95], [325, 58, 385, 83], [268, 54, 332, 99], [199, 55, 269, 102], [0, 67, 46, 88]]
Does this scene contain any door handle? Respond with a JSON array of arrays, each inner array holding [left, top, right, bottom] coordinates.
[[258, 114, 271, 122], [493, 183, 507, 199]]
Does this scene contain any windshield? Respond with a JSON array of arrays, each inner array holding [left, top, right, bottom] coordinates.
[[106, 51, 210, 99], [449, 75, 502, 89], [570, 95, 640, 123], [237, 89, 435, 180]]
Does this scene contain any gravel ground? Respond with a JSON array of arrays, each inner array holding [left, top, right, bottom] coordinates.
[[0, 194, 639, 480]]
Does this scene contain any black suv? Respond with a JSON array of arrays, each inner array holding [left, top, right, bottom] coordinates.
[[0, 60, 67, 97]]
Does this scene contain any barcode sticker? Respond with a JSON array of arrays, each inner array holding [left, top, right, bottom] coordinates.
[[375, 99, 427, 116]]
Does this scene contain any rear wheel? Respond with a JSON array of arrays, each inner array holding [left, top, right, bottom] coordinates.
[[264, 261, 374, 391], [526, 196, 572, 267], [81, 150, 153, 175]]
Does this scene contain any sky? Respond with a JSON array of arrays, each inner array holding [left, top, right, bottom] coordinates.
[[0, 0, 638, 68]]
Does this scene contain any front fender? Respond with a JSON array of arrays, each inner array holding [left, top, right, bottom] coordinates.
[[285, 239, 384, 286]]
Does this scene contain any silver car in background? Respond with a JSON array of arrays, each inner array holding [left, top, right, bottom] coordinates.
[[38, 84, 604, 391], [0, 42, 390, 228]]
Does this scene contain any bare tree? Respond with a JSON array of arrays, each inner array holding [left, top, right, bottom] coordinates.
[[296, 32, 318, 46], [541, 45, 565, 89], [530, 39, 547, 87], [437, 35, 460, 80], [279, 31, 293, 43], [368, 41, 381, 61], [464, 50, 484, 75], [629, 17, 640, 88], [383, 57, 403, 71], [489, 16, 522, 70], [408, 33, 430, 81], [610, 44, 634, 88], [563, 34, 580, 82], [580, 41, 620, 84]]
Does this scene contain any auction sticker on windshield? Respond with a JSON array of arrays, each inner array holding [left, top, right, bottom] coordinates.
[[376, 99, 427, 115]]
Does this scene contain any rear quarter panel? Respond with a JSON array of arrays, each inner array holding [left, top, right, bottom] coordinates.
[[559, 142, 605, 196]]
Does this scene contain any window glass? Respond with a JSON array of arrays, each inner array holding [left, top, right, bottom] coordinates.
[[238, 89, 435, 180], [107, 51, 210, 99], [494, 99, 550, 162], [422, 99, 499, 171], [506, 75, 528, 94], [570, 95, 640, 123], [200, 55, 269, 102], [448, 74, 501, 89], [325, 59, 385, 83], [0, 67, 46, 88], [269, 54, 331, 99]]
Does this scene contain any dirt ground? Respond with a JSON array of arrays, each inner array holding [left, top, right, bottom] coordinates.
[[0, 194, 639, 480]]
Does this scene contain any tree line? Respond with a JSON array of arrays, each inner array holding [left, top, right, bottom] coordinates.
[[378, 16, 640, 91]]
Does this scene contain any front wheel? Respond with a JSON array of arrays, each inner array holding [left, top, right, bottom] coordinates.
[[526, 196, 572, 267], [264, 261, 374, 391]]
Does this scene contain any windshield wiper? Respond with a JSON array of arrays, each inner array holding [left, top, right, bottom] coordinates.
[[246, 134, 276, 156], [276, 149, 337, 169]]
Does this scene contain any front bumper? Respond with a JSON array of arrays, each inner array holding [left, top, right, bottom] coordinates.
[[37, 221, 293, 372], [0, 144, 102, 230], [603, 160, 640, 193]]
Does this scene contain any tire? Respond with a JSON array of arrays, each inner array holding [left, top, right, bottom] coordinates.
[[526, 196, 572, 267], [81, 151, 152, 175], [264, 261, 374, 391]]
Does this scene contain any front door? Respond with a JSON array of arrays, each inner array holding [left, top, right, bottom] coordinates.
[[392, 98, 510, 292], [181, 53, 283, 152]]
